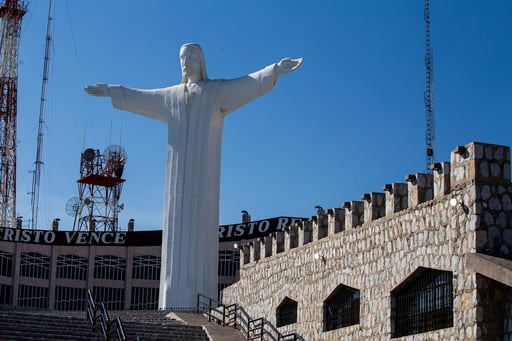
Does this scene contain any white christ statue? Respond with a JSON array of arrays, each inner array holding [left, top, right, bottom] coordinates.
[[84, 43, 303, 309]]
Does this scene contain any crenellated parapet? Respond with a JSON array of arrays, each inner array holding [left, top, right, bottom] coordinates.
[[238, 142, 512, 264]]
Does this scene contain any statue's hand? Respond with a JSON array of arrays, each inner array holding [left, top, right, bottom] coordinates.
[[276, 58, 303, 74], [84, 84, 111, 97]]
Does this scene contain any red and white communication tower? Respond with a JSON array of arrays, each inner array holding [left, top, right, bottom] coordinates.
[[67, 145, 127, 232], [0, 0, 26, 228]]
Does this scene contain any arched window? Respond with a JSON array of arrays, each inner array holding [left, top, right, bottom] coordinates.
[[0, 251, 13, 277], [94, 255, 126, 281], [391, 268, 453, 338], [132, 255, 161, 280], [323, 284, 360, 332], [56, 255, 88, 281], [218, 250, 239, 277], [20, 252, 50, 279], [276, 297, 298, 327]]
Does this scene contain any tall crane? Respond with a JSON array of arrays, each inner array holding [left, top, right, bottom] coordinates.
[[30, 0, 54, 229], [424, 0, 435, 170], [0, 0, 26, 228]]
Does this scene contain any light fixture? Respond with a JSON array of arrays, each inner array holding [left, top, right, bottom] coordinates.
[[314, 253, 326, 263]]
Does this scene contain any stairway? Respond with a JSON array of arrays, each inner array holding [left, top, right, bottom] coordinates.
[[0, 308, 244, 340], [114, 310, 209, 340], [0, 310, 102, 340], [113, 310, 245, 341]]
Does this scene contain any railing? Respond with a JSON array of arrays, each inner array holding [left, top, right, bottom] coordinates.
[[197, 294, 228, 325], [87, 289, 130, 341], [197, 294, 304, 341]]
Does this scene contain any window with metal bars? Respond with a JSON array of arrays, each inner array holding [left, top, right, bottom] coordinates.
[[0, 284, 11, 304], [0, 251, 13, 277], [392, 268, 453, 338], [130, 287, 159, 310], [94, 255, 126, 281], [276, 297, 298, 327], [93, 286, 125, 310], [56, 255, 88, 281], [218, 250, 239, 277], [218, 283, 230, 301], [323, 284, 360, 332], [20, 252, 50, 279], [132, 255, 161, 280], [54, 286, 86, 311], [18, 285, 48, 309]]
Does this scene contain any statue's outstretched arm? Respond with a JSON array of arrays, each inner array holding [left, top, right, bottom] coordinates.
[[84, 84, 111, 97], [276, 58, 304, 74]]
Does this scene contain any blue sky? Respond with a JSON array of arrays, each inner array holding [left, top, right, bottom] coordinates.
[[15, 0, 512, 230]]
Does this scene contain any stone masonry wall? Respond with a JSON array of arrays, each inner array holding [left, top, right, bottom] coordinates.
[[222, 142, 512, 340]]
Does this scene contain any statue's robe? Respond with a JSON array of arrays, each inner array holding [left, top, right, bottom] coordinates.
[[108, 64, 278, 308]]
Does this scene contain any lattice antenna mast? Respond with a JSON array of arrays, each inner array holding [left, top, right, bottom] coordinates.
[[30, 0, 54, 229], [0, 0, 26, 227], [424, 0, 435, 170]]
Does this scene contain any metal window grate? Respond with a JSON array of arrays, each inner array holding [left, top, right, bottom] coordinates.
[[54, 286, 86, 310], [0, 284, 12, 304], [94, 255, 126, 281], [93, 286, 125, 310], [218, 283, 230, 300], [323, 285, 360, 331], [18, 285, 48, 309], [0, 251, 13, 277], [132, 255, 161, 280], [276, 297, 298, 327], [20, 252, 50, 279], [392, 269, 453, 338], [56, 255, 88, 281], [218, 250, 240, 277], [130, 287, 159, 310]]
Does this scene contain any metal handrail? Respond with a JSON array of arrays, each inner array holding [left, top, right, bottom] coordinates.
[[86, 289, 128, 341], [97, 302, 110, 338], [196, 293, 227, 325], [197, 293, 304, 341], [107, 316, 126, 341]]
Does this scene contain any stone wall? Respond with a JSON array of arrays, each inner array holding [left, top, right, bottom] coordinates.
[[222, 142, 512, 340]]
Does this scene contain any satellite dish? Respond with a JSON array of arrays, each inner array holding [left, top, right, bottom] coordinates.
[[104, 145, 127, 163], [83, 148, 96, 162], [66, 197, 80, 216], [104, 145, 127, 178], [84, 197, 94, 206]]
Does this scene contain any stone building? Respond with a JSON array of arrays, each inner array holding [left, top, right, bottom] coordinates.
[[222, 141, 512, 340]]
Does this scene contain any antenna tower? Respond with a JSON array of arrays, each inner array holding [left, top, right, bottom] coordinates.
[[70, 145, 126, 232], [0, 0, 26, 227], [30, 0, 54, 229], [424, 0, 435, 170]]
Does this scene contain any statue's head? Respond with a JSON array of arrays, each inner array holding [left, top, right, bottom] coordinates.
[[180, 43, 208, 83]]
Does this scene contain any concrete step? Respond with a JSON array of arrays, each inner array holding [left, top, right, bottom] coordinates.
[[0, 308, 245, 341], [0, 311, 102, 340]]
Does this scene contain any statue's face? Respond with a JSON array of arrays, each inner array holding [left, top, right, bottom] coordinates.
[[180, 46, 201, 83]]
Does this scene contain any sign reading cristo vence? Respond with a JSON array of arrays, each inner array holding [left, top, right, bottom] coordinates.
[[219, 216, 305, 242]]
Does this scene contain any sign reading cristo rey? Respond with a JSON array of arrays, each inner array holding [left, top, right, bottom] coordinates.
[[85, 43, 303, 308]]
